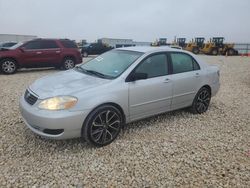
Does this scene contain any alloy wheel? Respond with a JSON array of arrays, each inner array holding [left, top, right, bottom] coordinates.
[[64, 59, 75, 69], [90, 110, 121, 145], [2, 60, 16, 74], [196, 89, 211, 113]]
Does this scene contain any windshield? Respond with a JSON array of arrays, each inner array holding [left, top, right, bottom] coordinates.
[[79, 50, 143, 78], [9, 42, 24, 49]]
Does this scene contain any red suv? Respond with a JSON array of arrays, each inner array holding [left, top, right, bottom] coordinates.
[[0, 38, 82, 74]]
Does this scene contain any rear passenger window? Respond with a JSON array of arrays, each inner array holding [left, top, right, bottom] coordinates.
[[41, 40, 59, 49], [170, 53, 200, 74], [135, 54, 168, 78], [60, 40, 78, 48]]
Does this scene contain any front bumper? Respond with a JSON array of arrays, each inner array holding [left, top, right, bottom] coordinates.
[[19, 95, 89, 139]]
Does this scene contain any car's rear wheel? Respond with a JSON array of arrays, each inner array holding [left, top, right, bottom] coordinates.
[[83, 105, 122, 147], [190, 87, 211, 114], [0, 59, 17, 74], [62, 57, 75, 70]]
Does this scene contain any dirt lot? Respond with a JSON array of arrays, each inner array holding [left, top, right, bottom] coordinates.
[[0, 55, 249, 187]]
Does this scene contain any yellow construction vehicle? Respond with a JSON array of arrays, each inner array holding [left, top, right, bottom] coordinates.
[[200, 37, 238, 56], [184, 37, 205, 54]]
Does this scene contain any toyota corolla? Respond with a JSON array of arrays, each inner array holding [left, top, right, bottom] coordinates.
[[19, 47, 220, 146]]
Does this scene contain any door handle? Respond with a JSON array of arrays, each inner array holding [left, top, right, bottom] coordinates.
[[36, 52, 42, 54], [195, 73, 200, 77], [163, 78, 170, 83]]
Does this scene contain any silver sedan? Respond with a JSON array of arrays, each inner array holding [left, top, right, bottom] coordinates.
[[20, 47, 220, 146]]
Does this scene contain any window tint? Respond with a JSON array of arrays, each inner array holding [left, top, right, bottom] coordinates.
[[60, 40, 77, 48], [135, 54, 168, 78], [40, 40, 58, 49], [23, 41, 41, 50], [170, 53, 199, 74]]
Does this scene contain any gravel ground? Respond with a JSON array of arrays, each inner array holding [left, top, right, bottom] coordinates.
[[0, 56, 249, 187]]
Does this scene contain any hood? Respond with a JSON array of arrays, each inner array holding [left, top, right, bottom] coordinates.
[[30, 69, 111, 99]]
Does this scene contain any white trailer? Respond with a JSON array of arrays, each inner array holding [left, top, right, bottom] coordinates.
[[0, 34, 37, 43]]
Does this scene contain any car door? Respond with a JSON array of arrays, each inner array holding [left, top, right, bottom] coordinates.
[[20, 40, 44, 67], [39, 40, 61, 65], [128, 53, 173, 121], [169, 52, 201, 110]]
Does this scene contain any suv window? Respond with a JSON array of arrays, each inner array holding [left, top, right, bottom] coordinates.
[[170, 53, 200, 74], [40, 40, 59, 49], [23, 41, 42, 50], [60, 40, 77, 48], [135, 54, 168, 78]]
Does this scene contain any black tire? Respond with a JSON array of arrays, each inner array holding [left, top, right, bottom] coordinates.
[[83, 105, 123, 147], [82, 51, 88, 57], [190, 87, 211, 114], [192, 47, 199, 54], [0, 58, 18, 74], [227, 48, 235, 56], [62, 57, 75, 70], [210, 48, 218, 56]]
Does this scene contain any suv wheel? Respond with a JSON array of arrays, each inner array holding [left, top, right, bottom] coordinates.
[[0, 59, 17, 74], [83, 105, 123, 147], [62, 58, 75, 70]]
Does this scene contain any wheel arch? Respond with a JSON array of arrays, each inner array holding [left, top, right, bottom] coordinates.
[[62, 55, 76, 62], [201, 84, 211, 95]]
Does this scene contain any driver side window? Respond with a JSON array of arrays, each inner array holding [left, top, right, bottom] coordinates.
[[135, 54, 168, 79]]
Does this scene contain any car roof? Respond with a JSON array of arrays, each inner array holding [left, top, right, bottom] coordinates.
[[116, 46, 183, 53]]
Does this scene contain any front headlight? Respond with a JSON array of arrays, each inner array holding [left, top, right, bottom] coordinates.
[[38, 96, 77, 110]]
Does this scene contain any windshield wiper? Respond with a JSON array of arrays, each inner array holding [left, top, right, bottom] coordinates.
[[75, 66, 113, 79], [74, 66, 86, 72], [85, 69, 111, 78]]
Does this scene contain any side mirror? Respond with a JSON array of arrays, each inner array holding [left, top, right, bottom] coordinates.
[[127, 72, 148, 82]]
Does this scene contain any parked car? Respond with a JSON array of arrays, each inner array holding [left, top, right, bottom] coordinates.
[[0, 38, 82, 74], [0, 42, 17, 49], [20, 46, 220, 146], [81, 43, 113, 57]]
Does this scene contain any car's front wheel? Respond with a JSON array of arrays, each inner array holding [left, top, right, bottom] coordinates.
[[0, 58, 18, 74], [62, 57, 75, 70], [83, 105, 123, 147], [190, 87, 211, 114]]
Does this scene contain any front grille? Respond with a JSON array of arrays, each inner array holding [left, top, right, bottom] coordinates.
[[24, 89, 38, 105]]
